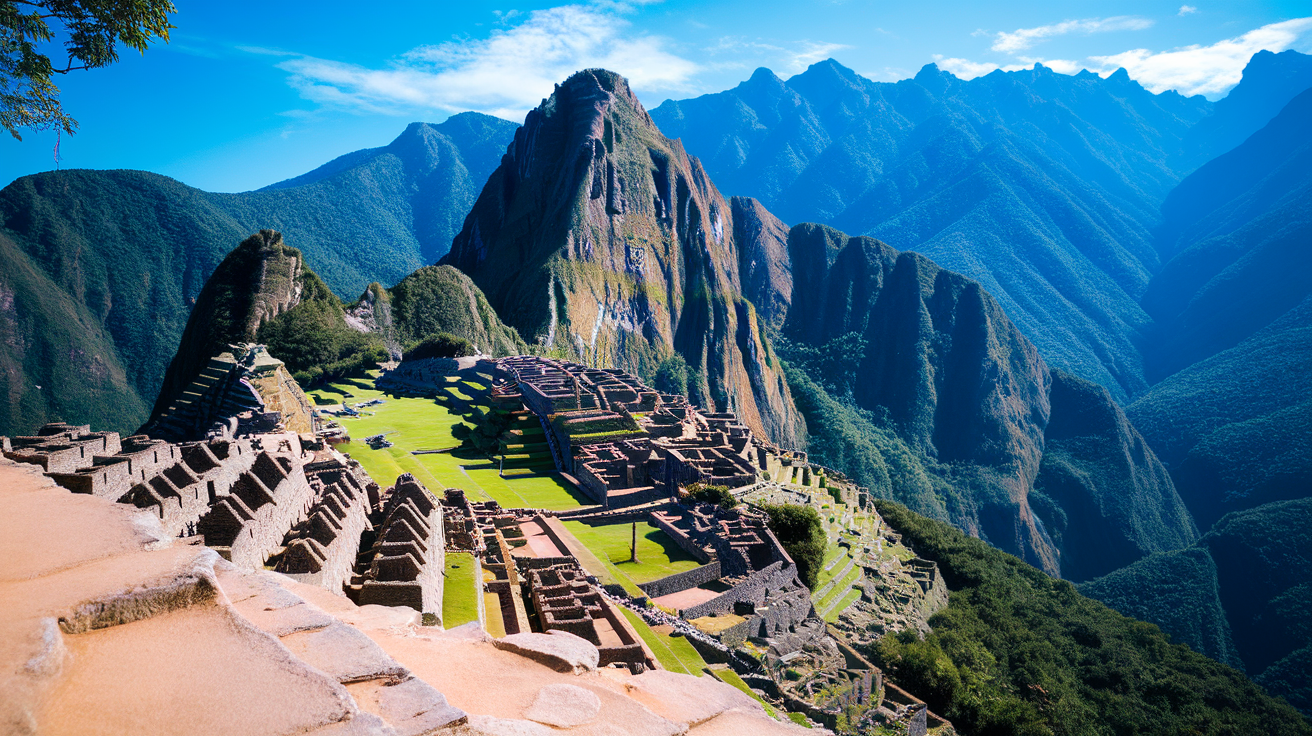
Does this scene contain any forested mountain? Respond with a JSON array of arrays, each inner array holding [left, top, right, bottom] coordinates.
[[1142, 86, 1312, 379], [1082, 499, 1312, 716], [149, 230, 523, 429], [0, 114, 517, 436], [652, 59, 1213, 402], [441, 69, 804, 446], [767, 222, 1195, 580]]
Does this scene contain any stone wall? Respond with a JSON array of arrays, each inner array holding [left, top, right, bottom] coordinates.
[[638, 561, 723, 600], [197, 441, 315, 569], [275, 457, 374, 591], [359, 474, 446, 613]]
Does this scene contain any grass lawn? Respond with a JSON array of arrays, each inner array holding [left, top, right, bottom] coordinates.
[[618, 607, 708, 676], [443, 552, 481, 628], [711, 667, 786, 721], [562, 521, 703, 584], [823, 587, 863, 623], [309, 374, 589, 513]]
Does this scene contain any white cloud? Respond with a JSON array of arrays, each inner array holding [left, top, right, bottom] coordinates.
[[788, 42, 852, 71], [992, 16, 1154, 54], [266, 4, 698, 121], [1178, 5, 1198, 16], [1089, 17, 1312, 96], [937, 17, 1312, 97]]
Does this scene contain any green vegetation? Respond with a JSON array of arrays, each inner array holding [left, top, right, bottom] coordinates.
[[442, 552, 480, 628], [403, 332, 474, 361], [257, 280, 388, 387], [307, 374, 587, 512], [870, 499, 1311, 736], [684, 482, 737, 509], [1079, 548, 1242, 668], [2, 0, 175, 139], [0, 114, 516, 436], [618, 607, 707, 676], [386, 265, 526, 356], [560, 520, 702, 584], [760, 503, 826, 590]]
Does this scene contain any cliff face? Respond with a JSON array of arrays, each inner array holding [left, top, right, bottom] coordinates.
[[148, 230, 319, 422], [778, 223, 1196, 578], [783, 223, 1055, 571], [442, 69, 803, 446], [1036, 370, 1198, 582]]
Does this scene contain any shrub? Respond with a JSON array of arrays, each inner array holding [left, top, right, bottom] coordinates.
[[403, 332, 474, 361], [685, 483, 737, 509], [760, 503, 826, 589]]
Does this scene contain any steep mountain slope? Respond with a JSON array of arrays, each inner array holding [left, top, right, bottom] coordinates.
[[0, 232, 149, 435], [652, 60, 1213, 402], [1176, 49, 1312, 174], [872, 500, 1311, 734], [146, 229, 367, 423], [442, 69, 803, 445], [1130, 90, 1312, 530], [150, 231, 524, 428], [1130, 294, 1312, 530], [346, 265, 526, 358], [1143, 87, 1312, 380], [776, 223, 1196, 579], [1082, 499, 1312, 716], [0, 114, 517, 436]]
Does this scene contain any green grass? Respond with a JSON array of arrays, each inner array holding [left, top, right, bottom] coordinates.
[[619, 607, 708, 676], [309, 374, 589, 512], [816, 562, 862, 611], [822, 587, 862, 623], [711, 667, 787, 721], [443, 552, 481, 628], [561, 521, 703, 584]]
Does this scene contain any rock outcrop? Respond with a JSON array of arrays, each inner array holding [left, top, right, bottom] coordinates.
[[778, 223, 1197, 578], [442, 69, 804, 448]]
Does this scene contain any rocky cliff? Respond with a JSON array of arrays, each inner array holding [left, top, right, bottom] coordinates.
[[442, 69, 803, 446], [148, 230, 324, 422], [777, 223, 1196, 578]]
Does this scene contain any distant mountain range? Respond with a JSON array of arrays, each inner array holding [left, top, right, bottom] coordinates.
[[651, 60, 1211, 403], [0, 113, 516, 434]]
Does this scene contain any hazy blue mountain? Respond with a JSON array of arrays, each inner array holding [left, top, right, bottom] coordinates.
[[0, 114, 518, 436], [1143, 87, 1312, 380], [653, 59, 1213, 402], [1176, 49, 1312, 174]]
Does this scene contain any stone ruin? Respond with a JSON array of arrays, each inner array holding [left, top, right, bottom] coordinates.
[[491, 356, 837, 510], [642, 502, 814, 643], [275, 458, 380, 591], [143, 343, 318, 443], [519, 556, 652, 673], [355, 474, 446, 614]]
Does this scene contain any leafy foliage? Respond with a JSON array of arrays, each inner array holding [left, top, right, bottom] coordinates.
[[760, 503, 826, 589], [684, 482, 736, 509], [870, 499, 1312, 736], [402, 332, 473, 361], [1, 0, 175, 139]]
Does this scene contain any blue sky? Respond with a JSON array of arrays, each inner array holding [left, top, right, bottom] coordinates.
[[4, 0, 1310, 192]]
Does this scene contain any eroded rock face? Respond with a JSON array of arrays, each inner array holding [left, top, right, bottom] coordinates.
[[784, 223, 1056, 572], [442, 69, 804, 447], [779, 224, 1196, 578]]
